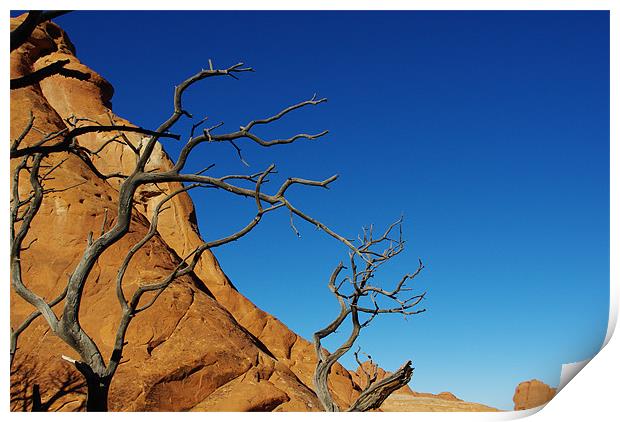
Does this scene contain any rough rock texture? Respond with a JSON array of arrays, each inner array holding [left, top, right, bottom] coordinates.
[[513, 379, 556, 410], [10, 15, 494, 412]]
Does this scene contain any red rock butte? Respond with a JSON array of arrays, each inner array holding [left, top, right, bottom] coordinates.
[[513, 379, 556, 411]]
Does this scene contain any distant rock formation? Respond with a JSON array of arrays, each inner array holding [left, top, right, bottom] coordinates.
[[513, 379, 556, 410], [380, 393, 499, 412], [411, 391, 462, 401]]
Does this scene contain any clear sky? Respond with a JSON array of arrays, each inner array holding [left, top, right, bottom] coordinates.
[[31, 10, 609, 410]]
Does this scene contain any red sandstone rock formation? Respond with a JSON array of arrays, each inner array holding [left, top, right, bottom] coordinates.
[[411, 391, 462, 401], [513, 379, 556, 410]]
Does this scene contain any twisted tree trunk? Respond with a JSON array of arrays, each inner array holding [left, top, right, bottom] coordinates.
[[347, 361, 413, 412], [313, 362, 340, 411], [84, 377, 110, 412]]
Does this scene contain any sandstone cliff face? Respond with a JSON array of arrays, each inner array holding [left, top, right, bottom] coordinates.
[[513, 379, 556, 410]]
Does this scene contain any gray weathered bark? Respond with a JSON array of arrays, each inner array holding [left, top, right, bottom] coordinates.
[[349, 361, 414, 412], [312, 219, 426, 412]]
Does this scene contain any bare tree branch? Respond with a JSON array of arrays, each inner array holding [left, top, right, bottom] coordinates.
[[312, 219, 426, 411], [10, 286, 68, 368], [11, 112, 35, 151], [170, 95, 327, 175], [11, 125, 180, 159], [11, 154, 61, 332], [135, 62, 254, 172], [348, 361, 414, 412], [11, 59, 91, 90], [354, 347, 378, 390]]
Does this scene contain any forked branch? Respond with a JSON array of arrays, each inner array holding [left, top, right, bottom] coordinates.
[[349, 361, 414, 412], [312, 218, 426, 411]]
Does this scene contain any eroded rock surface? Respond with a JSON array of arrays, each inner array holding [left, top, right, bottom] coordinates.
[[513, 379, 556, 410]]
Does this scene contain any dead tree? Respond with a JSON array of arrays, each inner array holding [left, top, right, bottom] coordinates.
[[312, 218, 426, 411], [354, 347, 379, 390], [10, 59, 359, 411]]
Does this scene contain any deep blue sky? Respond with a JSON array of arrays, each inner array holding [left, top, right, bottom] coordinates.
[[28, 11, 609, 410]]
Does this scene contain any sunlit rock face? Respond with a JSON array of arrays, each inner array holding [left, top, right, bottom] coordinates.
[[513, 379, 556, 410], [380, 393, 500, 412]]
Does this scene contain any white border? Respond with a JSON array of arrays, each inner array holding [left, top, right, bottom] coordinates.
[[3, 1, 617, 420]]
